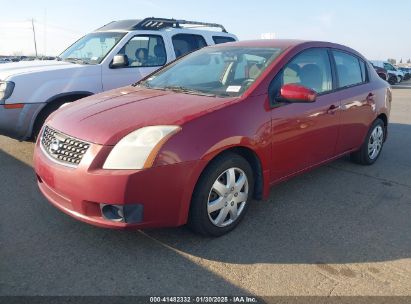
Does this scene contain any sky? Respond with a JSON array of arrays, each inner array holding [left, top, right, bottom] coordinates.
[[0, 0, 410, 61]]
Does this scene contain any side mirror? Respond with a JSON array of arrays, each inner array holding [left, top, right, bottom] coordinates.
[[110, 54, 129, 68], [278, 83, 317, 103]]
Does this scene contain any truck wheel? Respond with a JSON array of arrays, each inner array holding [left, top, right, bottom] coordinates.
[[31, 101, 68, 141]]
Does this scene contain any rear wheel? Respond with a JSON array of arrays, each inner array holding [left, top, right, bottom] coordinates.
[[188, 153, 254, 237], [388, 75, 397, 85], [351, 119, 385, 165], [377, 73, 387, 81]]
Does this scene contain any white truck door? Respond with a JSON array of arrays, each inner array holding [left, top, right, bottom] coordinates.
[[101, 34, 168, 90]]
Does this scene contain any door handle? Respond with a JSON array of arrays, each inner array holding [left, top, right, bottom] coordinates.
[[327, 104, 339, 114], [366, 93, 375, 101]]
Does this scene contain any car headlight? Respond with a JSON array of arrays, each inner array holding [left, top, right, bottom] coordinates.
[[0, 81, 15, 103], [103, 126, 181, 170]]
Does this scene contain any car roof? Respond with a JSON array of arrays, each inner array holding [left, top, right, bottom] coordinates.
[[216, 39, 308, 48], [209, 39, 367, 59]]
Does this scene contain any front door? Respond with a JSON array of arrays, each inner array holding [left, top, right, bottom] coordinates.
[[269, 48, 341, 182], [102, 34, 168, 90]]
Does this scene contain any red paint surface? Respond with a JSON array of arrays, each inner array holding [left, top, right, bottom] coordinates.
[[34, 40, 391, 229]]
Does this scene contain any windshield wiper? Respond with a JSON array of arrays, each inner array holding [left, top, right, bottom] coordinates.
[[133, 80, 150, 88], [63, 58, 91, 65], [162, 86, 216, 97]]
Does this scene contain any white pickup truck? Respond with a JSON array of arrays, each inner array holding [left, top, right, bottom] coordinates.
[[0, 18, 237, 140]]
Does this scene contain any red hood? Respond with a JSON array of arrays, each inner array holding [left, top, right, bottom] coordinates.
[[48, 86, 238, 145]]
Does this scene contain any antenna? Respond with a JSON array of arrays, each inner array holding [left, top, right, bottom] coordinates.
[[44, 9, 47, 57], [31, 18, 38, 58]]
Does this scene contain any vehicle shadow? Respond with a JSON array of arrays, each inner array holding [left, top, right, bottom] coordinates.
[[0, 143, 248, 296], [144, 122, 411, 265]]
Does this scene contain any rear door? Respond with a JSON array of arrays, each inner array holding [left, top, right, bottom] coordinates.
[[269, 48, 341, 181], [331, 50, 376, 154], [102, 34, 168, 90]]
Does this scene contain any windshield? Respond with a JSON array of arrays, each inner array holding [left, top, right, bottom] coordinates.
[[59, 32, 126, 64], [141, 46, 283, 97]]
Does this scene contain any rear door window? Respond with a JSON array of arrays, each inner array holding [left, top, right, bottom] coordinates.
[[332, 50, 365, 88], [213, 36, 236, 44], [172, 34, 207, 58]]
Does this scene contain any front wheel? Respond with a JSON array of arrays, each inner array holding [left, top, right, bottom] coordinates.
[[351, 119, 385, 165], [188, 153, 254, 237], [31, 101, 70, 141]]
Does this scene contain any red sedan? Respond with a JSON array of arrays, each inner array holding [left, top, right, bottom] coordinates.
[[34, 40, 391, 236]]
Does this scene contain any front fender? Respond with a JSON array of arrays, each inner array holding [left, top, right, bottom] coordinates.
[[6, 65, 102, 105]]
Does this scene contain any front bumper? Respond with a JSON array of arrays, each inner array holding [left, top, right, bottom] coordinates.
[[33, 138, 205, 229], [0, 103, 45, 140]]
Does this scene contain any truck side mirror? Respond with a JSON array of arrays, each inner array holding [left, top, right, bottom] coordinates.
[[110, 55, 129, 68]]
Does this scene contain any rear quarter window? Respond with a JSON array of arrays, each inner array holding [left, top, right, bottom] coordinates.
[[359, 60, 368, 82], [172, 34, 207, 58], [212, 36, 236, 44]]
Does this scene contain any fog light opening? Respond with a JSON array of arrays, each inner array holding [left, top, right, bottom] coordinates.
[[100, 204, 125, 222]]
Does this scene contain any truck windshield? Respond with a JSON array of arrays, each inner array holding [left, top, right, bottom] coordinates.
[[59, 32, 126, 64], [141, 46, 282, 97]]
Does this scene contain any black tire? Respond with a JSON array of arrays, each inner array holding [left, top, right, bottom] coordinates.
[[188, 152, 254, 237], [31, 101, 69, 141], [377, 73, 387, 81], [388, 75, 397, 85], [350, 118, 385, 165]]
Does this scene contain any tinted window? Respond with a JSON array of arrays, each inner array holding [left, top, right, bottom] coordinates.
[[213, 36, 236, 44], [233, 54, 269, 82], [117, 35, 166, 67], [60, 32, 125, 64], [333, 50, 363, 87], [144, 47, 282, 97], [359, 60, 367, 82], [165, 52, 227, 85], [270, 48, 332, 99], [172, 34, 207, 58], [384, 63, 395, 71]]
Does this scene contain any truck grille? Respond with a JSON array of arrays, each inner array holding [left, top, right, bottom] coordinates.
[[41, 126, 90, 167]]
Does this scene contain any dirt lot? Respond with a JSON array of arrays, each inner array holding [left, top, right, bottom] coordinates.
[[0, 83, 410, 297]]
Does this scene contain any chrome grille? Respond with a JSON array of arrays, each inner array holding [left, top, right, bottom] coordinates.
[[41, 126, 90, 167]]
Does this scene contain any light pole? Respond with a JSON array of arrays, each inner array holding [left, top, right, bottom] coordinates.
[[31, 18, 38, 58]]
